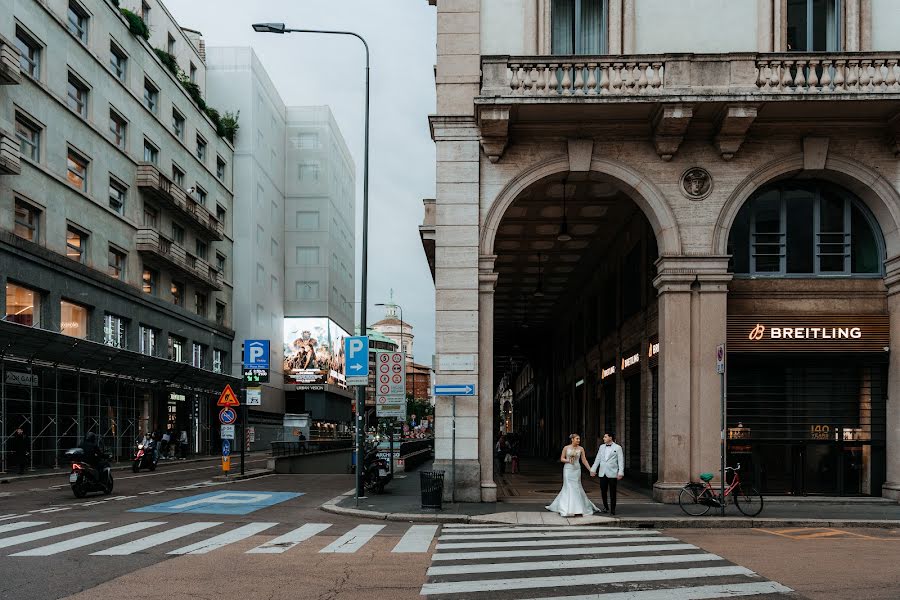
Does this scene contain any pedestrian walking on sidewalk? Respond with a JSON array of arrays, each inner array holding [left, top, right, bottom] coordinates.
[[590, 432, 624, 515], [179, 429, 189, 459], [11, 428, 28, 474]]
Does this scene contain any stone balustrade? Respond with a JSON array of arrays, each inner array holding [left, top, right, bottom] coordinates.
[[756, 55, 900, 93]]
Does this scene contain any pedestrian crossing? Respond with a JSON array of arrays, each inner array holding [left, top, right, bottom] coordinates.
[[421, 524, 797, 599], [0, 519, 439, 557]]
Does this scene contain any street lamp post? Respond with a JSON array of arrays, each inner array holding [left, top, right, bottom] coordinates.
[[375, 302, 404, 476], [253, 22, 370, 505]]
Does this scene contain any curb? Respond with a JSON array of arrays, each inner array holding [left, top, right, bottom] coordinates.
[[212, 468, 274, 482], [319, 494, 900, 528]]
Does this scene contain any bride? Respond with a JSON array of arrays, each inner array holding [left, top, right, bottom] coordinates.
[[546, 433, 600, 517]]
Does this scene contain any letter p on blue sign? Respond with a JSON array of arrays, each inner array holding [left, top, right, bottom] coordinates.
[[244, 340, 270, 369]]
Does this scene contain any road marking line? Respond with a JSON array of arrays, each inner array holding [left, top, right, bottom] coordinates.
[[431, 542, 695, 562], [507, 581, 794, 600], [319, 524, 385, 553], [92, 522, 223, 555], [436, 535, 663, 550], [167, 522, 277, 555], [0, 522, 105, 550], [0, 521, 48, 535], [392, 525, 438, 553], [247, 523, 332, 554], [0, 514, 28, 522], [420, 565, 756, 595], [11, 522, 163, 556], [440, 526, 637, 534], [439, 530, 660, 541], [427, 552, 724, 576], [118, 458, 268, 480]]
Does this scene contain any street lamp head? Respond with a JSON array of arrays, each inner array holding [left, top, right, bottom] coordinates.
[[252, 23, 287, 34]]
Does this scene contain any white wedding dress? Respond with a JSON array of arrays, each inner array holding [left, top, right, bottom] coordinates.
[[546, 448, 600, 517]]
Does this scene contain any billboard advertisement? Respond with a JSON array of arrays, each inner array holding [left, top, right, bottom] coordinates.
[[283, 318, 348, 389]]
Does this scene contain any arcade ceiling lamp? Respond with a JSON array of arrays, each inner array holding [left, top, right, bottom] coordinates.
[[557, 180, 573, 242], [534, 252, 545, 297]]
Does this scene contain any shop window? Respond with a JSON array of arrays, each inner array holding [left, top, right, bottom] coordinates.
[[14, 199, 40, 242], [787, 0, 841, 52], [5, 282, 41, 327], [103, 313, 127, 348], [60, 300, 88, 339], [728, 181, 883, 277], [551, 0, 607, 54]]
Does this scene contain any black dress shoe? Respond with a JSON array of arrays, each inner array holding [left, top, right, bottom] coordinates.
[[599, 508, 609, 514], [610, 510, 616, 516]]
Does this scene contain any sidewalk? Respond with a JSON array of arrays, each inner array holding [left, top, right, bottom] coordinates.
[[321, 459, 900, 528]]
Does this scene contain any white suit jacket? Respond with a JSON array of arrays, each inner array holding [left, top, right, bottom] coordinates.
[[591, 443, 625, 478]]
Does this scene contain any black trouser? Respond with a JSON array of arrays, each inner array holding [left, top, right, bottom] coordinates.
[[15, 452, 26, 474], [599, 475, 618, 512]]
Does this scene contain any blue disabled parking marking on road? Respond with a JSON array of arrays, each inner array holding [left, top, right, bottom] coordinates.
[[130, 491, 303, 515]]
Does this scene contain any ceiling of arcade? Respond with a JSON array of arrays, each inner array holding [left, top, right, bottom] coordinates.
[[492, 172, 645, 371]]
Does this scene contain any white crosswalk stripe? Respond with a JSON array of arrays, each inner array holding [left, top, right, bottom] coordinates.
[[11, 522, 164, 556], [0, 522, 105, 550], [168, 522, 277, 555], [420, 525, 796, 599], [392, 524, 439, 553], [92, 522, 223, 556], [0, 521, 47, 535], [247, 523, 332, 554], [319, 524, 386, 553]]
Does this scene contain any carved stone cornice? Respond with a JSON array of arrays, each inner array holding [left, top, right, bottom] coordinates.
[[653, 255, 732, 293], [479, 255, 500, 293], [652, 104, 694, 161], [477, 106, 511, 163], [714, 104, 759, 160]]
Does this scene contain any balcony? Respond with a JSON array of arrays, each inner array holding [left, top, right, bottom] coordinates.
[[0, 129, 20, 175], [477, 52, 900, 161], [419, 198, 435, 281], [0, 35, 21, 85], [135, 228, 223, 291], [136, 163, 224, 240]]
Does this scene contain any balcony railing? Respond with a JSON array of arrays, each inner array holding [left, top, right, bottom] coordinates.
[[481, 52, 900, 98], [0, 130, 20, 175], [136, 164, 224, 241], [135, 228, 223, 291], [0, 35, 21, 86]]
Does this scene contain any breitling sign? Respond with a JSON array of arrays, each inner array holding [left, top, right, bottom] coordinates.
[[728, 315, 889, 352]]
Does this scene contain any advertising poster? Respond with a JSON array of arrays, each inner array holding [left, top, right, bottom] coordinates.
[[283, 318, 348, 389]]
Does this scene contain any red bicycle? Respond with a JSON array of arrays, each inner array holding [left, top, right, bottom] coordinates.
[[678, 463, 764, 517]]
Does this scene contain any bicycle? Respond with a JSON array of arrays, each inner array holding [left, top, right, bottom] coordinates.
[[678, 463, 764, 517]]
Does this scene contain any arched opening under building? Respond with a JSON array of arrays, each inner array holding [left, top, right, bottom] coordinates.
[[491, 170, 660, 496]]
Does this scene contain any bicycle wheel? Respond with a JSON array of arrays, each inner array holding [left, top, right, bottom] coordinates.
[[734, 485, 764, 517], [678, 485, 711, 516]]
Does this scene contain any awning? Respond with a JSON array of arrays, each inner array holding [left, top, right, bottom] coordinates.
[[0, 320, 239, 393]]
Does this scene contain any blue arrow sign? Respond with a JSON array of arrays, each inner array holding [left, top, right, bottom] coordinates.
[[222, 439, 231, 457], [434, 384, 476, 396], [345, 336, 369, 379], [244, 340, 270, 369]]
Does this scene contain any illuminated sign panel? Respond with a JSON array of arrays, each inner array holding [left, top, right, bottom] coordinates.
[[727, 315, 889, 352], [283, 317, 348, 389]]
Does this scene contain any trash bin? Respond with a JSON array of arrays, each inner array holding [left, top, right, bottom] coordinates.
[[420, 470, 445, 509]]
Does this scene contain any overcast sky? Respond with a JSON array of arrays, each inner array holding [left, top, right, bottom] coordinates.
[[166, 0, 438, 364]]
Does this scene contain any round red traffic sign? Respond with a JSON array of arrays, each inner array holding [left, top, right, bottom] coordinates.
[[392, 354, 401, 363], [379, 385, 390, 394], [392, 374, 402, 384], [379, 354, 389, 363], [380, 374, 389, 383]]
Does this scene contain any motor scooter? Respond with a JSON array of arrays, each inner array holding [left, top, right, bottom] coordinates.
[[132, 439, 158, 472], [65, 448, 114, 498], [363, 444, 392, 494]]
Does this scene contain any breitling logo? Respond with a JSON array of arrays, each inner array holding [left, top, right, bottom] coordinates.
[[748, 324, 765, 341]]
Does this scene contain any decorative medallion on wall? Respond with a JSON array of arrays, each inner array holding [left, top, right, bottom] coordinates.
[[680, 167, 713, 200]]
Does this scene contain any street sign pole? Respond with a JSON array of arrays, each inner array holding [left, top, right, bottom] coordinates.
[[241, 343, 246, 476], [717, 342, 726, 517]]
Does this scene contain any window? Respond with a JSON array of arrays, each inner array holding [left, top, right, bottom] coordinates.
[[143, 139, 159, 164], [143, 206, 158, 228], [167, 33, 176, 54], [216, 204, 226, 224], [170, 281, 184, 306], [256, 225, 263, 245], [213, 349, 223, 373], [787, 0, 841, 52], [297, 133, 319, 149], [196, 135, 207, 161], [60, 300, 88, 339], [139, 325, 157, 356], [141, 268, 157, 294], [141, 1, 151, 24], [296, 246, 320, 265], [256, 263, 265, 284], [216, 156, 226, 180], [15, 113, 40, 162], [110, 42, 127, 81], [108, 178, 126, 214], [215, 252, 226, 273], [171, 164, 185, 187], [270, 275, 278, 293], [143, 79, 158, 114], [215, 301, 226, 325], [109, 109, 127, 150], [14, 199, 40, 242], [270, 238, 278, 257], [191, 343, 205, 368], [168, 335, 185, 362], [172, 109, 185, 140], [195, 292, 207, 317], [15, 27, 41, 79], [296, 281, 319, 300], [194, 185, 207, 206], [66, 149, 87, 191], [67, 2, 89, 44], [728, 181, 883, 276], [66, 226, 86, 263], [296, 211, 320, 230], [195, 239, 208, 260], [5, 282, 40, 327], [189, 62, 197, 83], [103, 313, 127, 348], [171, 223, 184, 244], [551, 0, 607, 54], [108, 246, 126, 279], [256, 304, 264, 327], [67, 72, 88, 118], [298, 161, 320, 182]]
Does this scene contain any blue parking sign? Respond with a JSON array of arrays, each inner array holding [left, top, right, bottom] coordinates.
[[244, 340, 270, 369], [345, 336, 369, 384]]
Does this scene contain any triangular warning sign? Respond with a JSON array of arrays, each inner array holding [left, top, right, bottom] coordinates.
[[217, 384, 240, 407]]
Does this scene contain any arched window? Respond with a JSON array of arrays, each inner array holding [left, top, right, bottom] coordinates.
[[728, 181, 883, 276]]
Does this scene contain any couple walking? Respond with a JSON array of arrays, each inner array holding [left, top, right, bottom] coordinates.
[[546, 433, 624, 517]]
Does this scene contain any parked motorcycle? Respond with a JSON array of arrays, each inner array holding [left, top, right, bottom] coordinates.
[[363, 444, 392, 494], [65, 448, 114, 498], [132, 439, 158, 473]]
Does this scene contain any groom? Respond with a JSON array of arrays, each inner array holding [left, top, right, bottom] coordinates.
[[590, 433, 624, 515]]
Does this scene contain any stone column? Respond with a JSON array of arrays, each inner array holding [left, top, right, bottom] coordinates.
[[757, 0, 774, 52], [478, 261, 498, 502], [608, 0, 623, 54], [845, 0, 861, 51], [622, 0, 636, 54], [882, 259, 900, 499], [653, 257, 731, 502]]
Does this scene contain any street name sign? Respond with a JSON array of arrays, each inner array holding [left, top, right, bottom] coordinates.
[[434, 384, 476, 396], [217, 384, 240, 407], [345, 336, 369, 386]]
